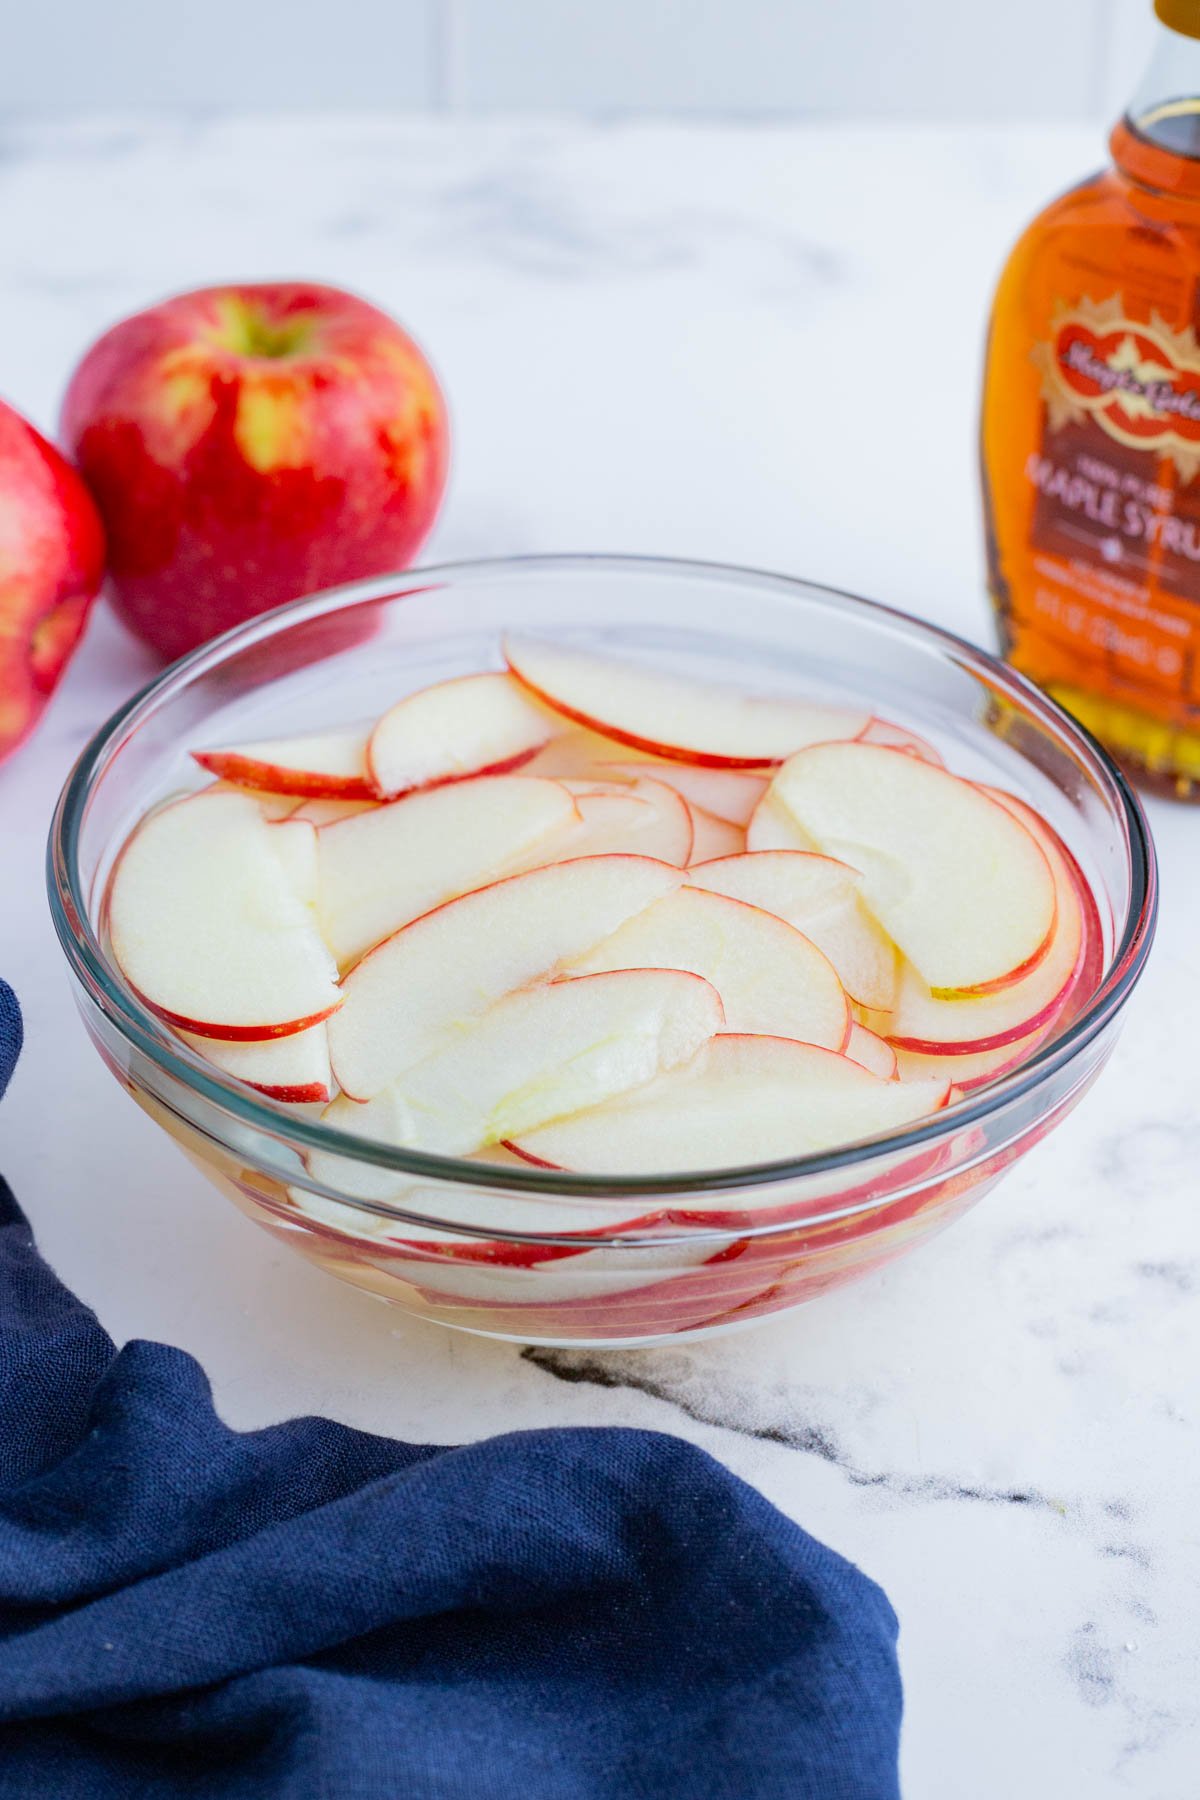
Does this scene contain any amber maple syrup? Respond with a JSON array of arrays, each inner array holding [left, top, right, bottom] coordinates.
[[982, 0, 1200, 796]]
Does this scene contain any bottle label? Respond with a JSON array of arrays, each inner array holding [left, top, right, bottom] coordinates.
[[1019, 293, 1200, 706], [1033, 295, 1200, 477]]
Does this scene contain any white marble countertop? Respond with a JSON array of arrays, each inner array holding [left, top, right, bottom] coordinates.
[[1, 117, 1196, 1797]]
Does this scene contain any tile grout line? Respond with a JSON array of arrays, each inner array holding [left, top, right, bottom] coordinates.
[[434, 0, 464, 114]]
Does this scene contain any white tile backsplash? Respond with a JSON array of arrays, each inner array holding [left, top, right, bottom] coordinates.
[[1, 0, 438, 112], [0, 0, 1167, 120], [454, 0, 1102, 120]]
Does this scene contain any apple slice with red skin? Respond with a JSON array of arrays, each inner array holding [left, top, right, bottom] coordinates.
[[766, 742, 1057, 996], [291, 1165, 668, 1271], [108, 788, 341, 1040], [892, 834, 1103, 1092], [612, 764, 766, 825], [267, 814, 319, 905], [306, 968, 723, 1198], [526, 731, 768, 833], [204, 781, 304, 821], [884, 814, 1085, 1055], [523, 727, 646, 777], [528, 1162, 968, 1329], [885, 940, 1085, 1057], [290, 795, 379, 825], [367, 671, 554, 799], [328, 853, 685, 1100], [379, 1247, 784, 1332], [552, 774, 694, 865], [407, 1169, 959, 1326], [855, 717, 944, 765], [893, 1030, 1051, 1092], [509, 1034, 950, 1177], [290, 1190, 718, 1295], [295, 1131, 951, 1285], [568, 886, 850, 1049], [565, 792, 679, 862], [745, 787, 821, 853], [180, 1020, 332, 1103], [686, 806, 745, 863], [501, 1127, 957, 1239], [983, 782, 1106, 972], [504, 634, 870, 768], [193, 726, 375, 799], [590, 759, 768, 826], [845, 1021, 898, 1079], [529, 736, 767, 826], [296, 1079, 949, 1280], [686, 849, 897, 1012], [316, 774, 580, 968]]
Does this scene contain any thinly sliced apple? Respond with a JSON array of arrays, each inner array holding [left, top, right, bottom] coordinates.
[[767, 743, 1057, 995], [205, 782, 303, 821], [539, 792, 680, 867], [596, 760, 768, 825], [883, 785, 1096, 1055], [568, 886, 849, 1048], [108, 789, 341, 1040], [268, 816, 319, 906], [523, 727, 647, 778], [987, 782, 1106, 990], [373, 1238, 715, 1307], [180, 1021, 332, 1103], [508, 1132, 951, 1234], [193, 726, 375, 799], [687, 806, 745, 863], [745, 787, 821, 853], [893, 1031, 1049, 1092], [556, 791, 657, 856], [856, 717, 944, 765], [885, 862, 1083, 1053], [293, 1166, 664, 1251], [549, 776, 693, 865], [328, 854, 685, 1099], [504, 634, 871, 768], [510, 1035, 950, 1176], [290, 796, 379, 826], [529, 739, 765, 828], [686, 850, 897, 1012], [306, 969, 722, 1193], [845, 1021, 898, 1079], [289, 1185, 717, 1300], [316, 775, 580, 968], [367, 671, 553, 799]]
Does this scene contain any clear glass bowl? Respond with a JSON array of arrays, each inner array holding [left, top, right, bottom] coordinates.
[[48, 556, 1158, 1347]]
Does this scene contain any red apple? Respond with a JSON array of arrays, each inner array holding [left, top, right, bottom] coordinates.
[[0, 399, 105, 763], [60, 282, 448, 662]]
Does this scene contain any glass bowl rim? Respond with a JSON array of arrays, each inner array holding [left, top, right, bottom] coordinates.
[[47, 551, 1158, 1227]]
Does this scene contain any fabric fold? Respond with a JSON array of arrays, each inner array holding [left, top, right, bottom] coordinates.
[[0, 978, 902, 1798]]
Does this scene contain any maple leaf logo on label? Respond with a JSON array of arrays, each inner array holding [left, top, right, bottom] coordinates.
[[1032, 295, 1200, 480]]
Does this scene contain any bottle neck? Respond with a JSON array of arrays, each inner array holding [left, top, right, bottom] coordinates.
[[1111, 7, 1200, 198]]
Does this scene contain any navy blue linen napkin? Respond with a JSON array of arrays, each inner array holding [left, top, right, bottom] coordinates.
[[0, 979, 901, 1798]]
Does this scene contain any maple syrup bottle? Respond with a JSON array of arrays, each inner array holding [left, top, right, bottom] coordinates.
[[982, 0, 1200, 796]]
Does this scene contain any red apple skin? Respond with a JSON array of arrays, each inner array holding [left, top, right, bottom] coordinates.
[[191, 748, 378, 802], [0, 399, 106, 763], [137, 994, 343, 1044], [251, 1081, 331, 1105], [60, 282, 448, 662]]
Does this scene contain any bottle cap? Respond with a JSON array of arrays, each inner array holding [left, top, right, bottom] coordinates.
[[1156, 1, 1200, 41]]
